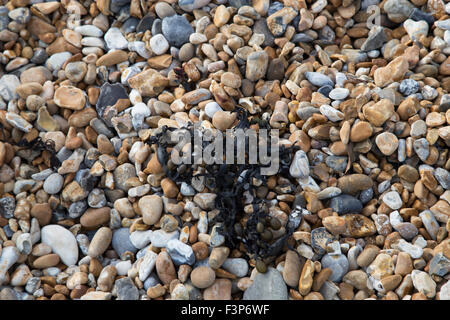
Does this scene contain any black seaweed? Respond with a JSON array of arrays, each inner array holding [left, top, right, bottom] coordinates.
[[144, 122, 298, 260], [17, 137, 61, 169]]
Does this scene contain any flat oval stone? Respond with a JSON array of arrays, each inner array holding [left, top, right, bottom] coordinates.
[[41, 225, 78, 266], [329, 194, 363, 214]]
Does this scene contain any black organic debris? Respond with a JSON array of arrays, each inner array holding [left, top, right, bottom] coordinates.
[[144, 121, 299, 262]]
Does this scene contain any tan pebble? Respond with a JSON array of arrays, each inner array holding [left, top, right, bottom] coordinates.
[[54, 86, 86, 111], [190, 266, 216, 289]]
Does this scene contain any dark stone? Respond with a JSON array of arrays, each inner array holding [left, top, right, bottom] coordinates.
[[84, 148, 101, 168], [105, 189, 126, 203], [161, 15, 194, 48], [151, 18, 162, 35], [253, 19, 275, 47], [409, 8, 434, 25], [96, 82, 128, 118], [0, 197, 15, 219], [318, 25, 335, 43], [439, 94, 450, 112], [266, 58, 285, 80], [30, 48, 48, 65], [229, 0, 251, 9], [267, 2, 283, 16], [311, 227, 334, 255], [75, 169, 98, 192], [291, 33, 314, 43], [0, 6, 10, 30], [329, 194, 363, 215], [110, 0, 130, 14], [361, 26, 387, 51], [318, 85, 333, 98], [121, 17, 139, 34], [360, 188, 373, 204], [136, 13, 156, 33]]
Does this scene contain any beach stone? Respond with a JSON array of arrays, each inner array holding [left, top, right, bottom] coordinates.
[[151, 230, 179, 248], [320, 105, 344, 122], [289, 150, 309, 179], [190, 266, 216, 289], [428, 253, 450, 277], [149, 34, 169, 55], [440, 281, 450, 300], [282, 250, 301, 287], [0, 75, 20, 101], [246, 51, 269, 81], [112, 228, 137, 256], [382, 191, 403, 210], [404, 19, 429, 40], [41, 225, 78, 266], [156, 251, 177, 285], [375, 133, 398, 156], [243, 267, 288, 300], [88, 227, 112, 257], [434, 168, 450, 189], [96, 82, 128, 117], [166, 239, 195, 265], [115, 277, 139, 300], [222, 258, 249, 278], [413, 138, 430, 161], [104, 27, 128, 50], [384, 0, 415, 23], [399, 79, 420, 96], [161, 15, 193, 47], [321, 254, 349, 282], [350, 121, 373, 142], [43, 173, 64, 194], [361, 26, 386, 51], [363, 99, 395, 126], [139, 195, 163, 226], [114, 163, 136, 192], [395, 223, 418, 241], [337, 174, 373, 194], [0, 197, 15, 219], [411, 270, 436, 298], [311, 227, 334, 255], [54, 86, 86, 111], [329, 194, 363, 214], [305, 72, 334, 87]]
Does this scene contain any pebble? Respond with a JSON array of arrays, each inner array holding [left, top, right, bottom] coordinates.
[[222, 258, 249, 278], [112, 228, 137, 257], [161, 15, 194, 47], [190, 266, 216, 289], [41, 225, 78, 267], [382, 191, 403, 210], [243, 267, 287, 300], [411, 270, 436, 298], [329, 194, 363, 215], [167, 239, 195, 265], [305, 72, 334, 87], [321, 254, 349, 282], [43, 173, 64, 195], [104, 27, 128, 50], [115, 277, 139, 300]]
